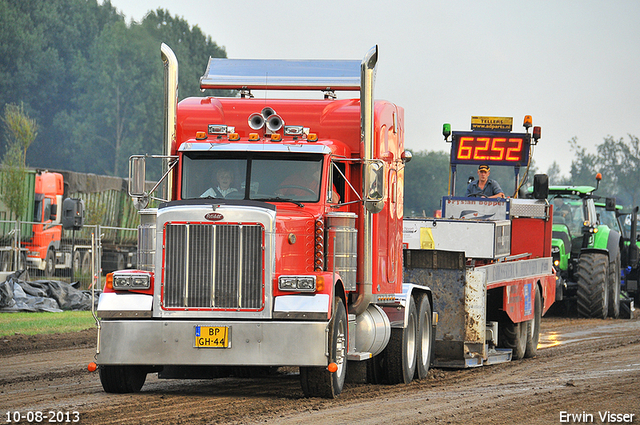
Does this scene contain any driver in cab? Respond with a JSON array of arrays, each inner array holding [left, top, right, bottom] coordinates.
[[465, 164, 505, 199]]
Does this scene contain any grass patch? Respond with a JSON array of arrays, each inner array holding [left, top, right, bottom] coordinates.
[[0, 311, 96, 337]]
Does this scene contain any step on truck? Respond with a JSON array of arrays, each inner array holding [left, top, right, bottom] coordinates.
[[404, 116, 556, 365]]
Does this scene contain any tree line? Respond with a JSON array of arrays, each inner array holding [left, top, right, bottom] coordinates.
[[2, 0, 639, 216], [0, 0, 227, 178]]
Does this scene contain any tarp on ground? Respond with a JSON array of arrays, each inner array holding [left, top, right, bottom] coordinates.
[[0, 270, 99, 312]]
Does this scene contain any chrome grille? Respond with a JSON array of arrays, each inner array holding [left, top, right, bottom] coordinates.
[[163, 223, 264, 309]]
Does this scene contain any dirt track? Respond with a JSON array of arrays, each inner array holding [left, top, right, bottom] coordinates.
[[1, 315, 640, 425]]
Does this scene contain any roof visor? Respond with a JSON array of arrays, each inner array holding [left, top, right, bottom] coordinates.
[[199, 58, 362, 91]]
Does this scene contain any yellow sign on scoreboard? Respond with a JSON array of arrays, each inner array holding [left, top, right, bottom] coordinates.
[[471, 116, 513, 132]]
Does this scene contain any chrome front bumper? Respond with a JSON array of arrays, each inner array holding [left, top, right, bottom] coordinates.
[[96, 319, 329, 366]]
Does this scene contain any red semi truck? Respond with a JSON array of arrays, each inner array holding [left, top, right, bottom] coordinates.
[[94, 45, 555, 397]]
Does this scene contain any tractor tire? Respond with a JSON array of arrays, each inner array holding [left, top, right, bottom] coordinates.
[[499, 316, 528, 360], [608, 252, 621, 319], [300, 297, 347, 398], [414, 294, 433, 380], [383, 296, 417, 384], [99, 365, 147, 393], [525, 285, 542, 358], [576, 252, 609, 319]]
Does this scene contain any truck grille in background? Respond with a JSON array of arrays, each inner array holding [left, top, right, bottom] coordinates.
[[163, 223, 264, 309]]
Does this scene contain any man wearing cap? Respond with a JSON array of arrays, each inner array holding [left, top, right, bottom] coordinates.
[[465, 164, 505, 198]]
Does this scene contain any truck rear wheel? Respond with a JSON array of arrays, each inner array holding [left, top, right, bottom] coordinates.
[[499, 317, 527, 360], [608, 252, 621, 319], [99, 365, 147, 393], [576, 252, 609, 319], [415, 294, 433, 379], [300, 297, 347, 398], [384, 296, 417, 384], [525, 285, 542, 358]]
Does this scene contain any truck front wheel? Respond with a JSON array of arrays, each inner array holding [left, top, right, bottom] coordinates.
[[99, 365, 147, 393], [44, 249, 55, 278], [576, 252, 609, 319], [300, 296, 347, 398]]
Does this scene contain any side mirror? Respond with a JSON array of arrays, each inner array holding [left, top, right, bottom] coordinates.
[[533, 174, 549, 200], [129, 156, 146, 197], [50, 204, 58, 220], [61, 198, 84, 231], [605, 197, 616, 211], [364, 160, 385, 213], [401, 150, 412, 164]]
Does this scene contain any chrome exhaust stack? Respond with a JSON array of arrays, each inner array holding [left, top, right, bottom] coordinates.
[[352, 45, 378, 316], [161, 43, 178, 201]]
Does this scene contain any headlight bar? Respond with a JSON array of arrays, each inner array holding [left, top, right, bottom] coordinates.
[[112, 272, 151, 290], [278, 275, 316, 292]]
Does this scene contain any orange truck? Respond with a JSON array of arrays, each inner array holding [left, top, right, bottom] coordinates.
[[94, 45, 555, 397], [0, 169, 138, 276]]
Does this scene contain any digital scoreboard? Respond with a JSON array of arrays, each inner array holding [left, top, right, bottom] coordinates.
[[450, 131, 531, 167]]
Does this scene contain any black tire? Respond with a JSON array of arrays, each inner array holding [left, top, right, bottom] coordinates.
[[73, 251, 81, 273], [576, 252, 609, 319], [608, 252, 621, 319], [384, 296, 417, 384], [525, 285, 542, 358], [415, 294, 433, 380], [99, 365, 147, 393], [300, 297, 347, 398], [117, 254, 126, 271], [499, 316, 527, 360], [44, 249, 55, 278], [0, 251, 12, 272]]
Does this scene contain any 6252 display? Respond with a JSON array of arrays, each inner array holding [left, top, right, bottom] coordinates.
[[450, 131, 531, 167]]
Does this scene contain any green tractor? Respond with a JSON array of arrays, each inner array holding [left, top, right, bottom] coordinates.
[[548, 179, 622, 319], [594, 200, 639, 317]]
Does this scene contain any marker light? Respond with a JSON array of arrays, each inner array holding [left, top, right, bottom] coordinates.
[[248, 133, 260, 141], [87, 362, 97, 372], [533, 126, 541, 141], [228, 133, 240, 141], [270, 133, 282, 142], [105, 273, 113, 291], [196, 131, 207, 140], [596, 173, 602, 181], [327, 363, 338, 373], [443, 123, 451, 139], [307, 133, 318, 142], [523, 115, 533, 129]]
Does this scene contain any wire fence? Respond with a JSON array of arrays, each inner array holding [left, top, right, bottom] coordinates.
[[0, 220, 137, 290]]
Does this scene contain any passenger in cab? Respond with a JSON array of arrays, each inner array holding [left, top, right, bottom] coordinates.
[[201, 167, 238, 198], [465, 164, 505, 198]]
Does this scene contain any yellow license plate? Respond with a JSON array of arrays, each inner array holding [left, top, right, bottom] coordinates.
[[195, 326, 230, 348]]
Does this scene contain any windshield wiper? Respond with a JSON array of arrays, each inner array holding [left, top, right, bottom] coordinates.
[[254, 197, 304, 207]]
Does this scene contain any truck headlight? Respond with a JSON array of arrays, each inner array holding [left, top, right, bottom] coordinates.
[[112, 273, 151, 290], [279, 276, 316, 292]]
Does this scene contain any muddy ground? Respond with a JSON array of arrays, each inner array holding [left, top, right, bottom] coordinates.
[[1, 314, 639, 425]]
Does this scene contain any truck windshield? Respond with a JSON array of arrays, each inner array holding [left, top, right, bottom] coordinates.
[[181, 153, 323, 203]]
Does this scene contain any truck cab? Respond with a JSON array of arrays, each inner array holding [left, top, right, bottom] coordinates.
[[24, 171, 64, 276]]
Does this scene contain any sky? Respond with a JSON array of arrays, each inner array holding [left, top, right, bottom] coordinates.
[[106, 0, 640, 177]]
